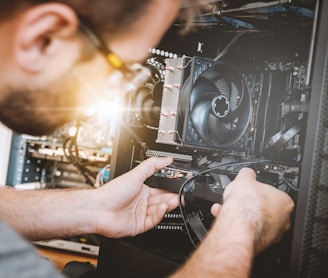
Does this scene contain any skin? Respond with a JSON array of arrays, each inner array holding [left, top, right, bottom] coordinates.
[[0, 0, 182, 240], [0, 0, 295, 276], [0, 157, 179, 241], [171, 168, 294, 278], [0, 0, 180, 135]]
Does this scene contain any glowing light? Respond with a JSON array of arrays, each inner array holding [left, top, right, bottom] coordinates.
[[68, 126, 78, 136]]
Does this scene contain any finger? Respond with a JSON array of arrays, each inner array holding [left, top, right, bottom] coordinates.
[[148, 188, 177, 202], [146, 203, 169, 216], [211, 203, 222, 217], [235, 167, 256, 181], [147, 199, 178, 215], [148, 191, 179, 211], [145, 203, 168, 231], [131, 157, 174, 182]]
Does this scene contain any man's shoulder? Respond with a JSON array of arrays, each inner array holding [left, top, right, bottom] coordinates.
[[0, 219, 64, 278]]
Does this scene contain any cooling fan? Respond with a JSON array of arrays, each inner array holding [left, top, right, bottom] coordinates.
[[132, 60, 164, 128], [181, 60, 252, 148]]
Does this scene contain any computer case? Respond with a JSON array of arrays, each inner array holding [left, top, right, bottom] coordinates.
[[96, 1, 328, 277]]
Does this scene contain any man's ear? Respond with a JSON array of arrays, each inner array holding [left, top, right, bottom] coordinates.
[[14, 3, 79, 73]]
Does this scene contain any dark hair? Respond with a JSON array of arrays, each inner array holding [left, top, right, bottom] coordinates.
[[0, 0, 152, 36], [0, 0, 208, 36]]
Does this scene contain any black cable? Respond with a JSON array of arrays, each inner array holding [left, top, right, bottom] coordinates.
[[178, 159, 271, 247], [62, 125, 96, 187]]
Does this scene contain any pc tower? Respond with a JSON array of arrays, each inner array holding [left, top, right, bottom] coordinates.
[[39, 1, 326, 277]]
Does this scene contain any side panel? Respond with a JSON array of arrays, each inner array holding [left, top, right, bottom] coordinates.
[[290, 0, 328, 277]]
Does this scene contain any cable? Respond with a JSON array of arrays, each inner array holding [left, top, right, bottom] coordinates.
[[62, 124, 108, 187], [214, 31, 251, 61], [63, 135, 95, 186], [95, 164, 110, 188], [178, 159, 270, 247]]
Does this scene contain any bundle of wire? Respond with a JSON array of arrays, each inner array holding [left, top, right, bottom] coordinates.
[[63, 124, 110, 187], [178, 159, 271, 247]]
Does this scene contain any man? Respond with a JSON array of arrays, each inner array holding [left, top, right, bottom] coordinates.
[[0, 0, 294, 277]]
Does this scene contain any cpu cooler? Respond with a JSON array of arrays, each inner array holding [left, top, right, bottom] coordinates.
[[180, 59, 252, 149]]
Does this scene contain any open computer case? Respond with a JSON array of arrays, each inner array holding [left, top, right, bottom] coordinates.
[[96, 0, 328, 277]]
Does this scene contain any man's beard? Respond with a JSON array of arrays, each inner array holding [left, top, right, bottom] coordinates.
[[0, 77, 82, 136]]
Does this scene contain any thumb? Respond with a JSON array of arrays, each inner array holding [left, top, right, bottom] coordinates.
[[211, 203, 222, 217], [131, 157, 174, 182], [234, 167, 257, 182]]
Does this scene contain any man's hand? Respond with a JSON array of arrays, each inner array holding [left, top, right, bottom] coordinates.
[[171, 168, 294, 278], [212, 168, 295, 254], [89, 157, 179, 238]]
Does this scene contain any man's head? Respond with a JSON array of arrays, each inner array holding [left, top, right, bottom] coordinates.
[[0, 0, 205, 135]]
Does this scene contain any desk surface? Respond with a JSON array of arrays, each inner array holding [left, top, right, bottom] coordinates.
[[36, 246, 98, 270]]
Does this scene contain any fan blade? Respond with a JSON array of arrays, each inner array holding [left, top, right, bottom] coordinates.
[[142, 96, 154, 124], [215, 76, 231, 98], [220, 81, 245, 123], [207, 113, 230, 139], [133, 85, 161, 127], [143, 96, 161, 126], [152, 81, 163, 106], [190, 96, 213, 141], [193, 183, 224, 204], [134, 87, 150, 114], [207, 113, 244, 146], [211, 173, 232, 189], [190, 77, 220, 109]]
